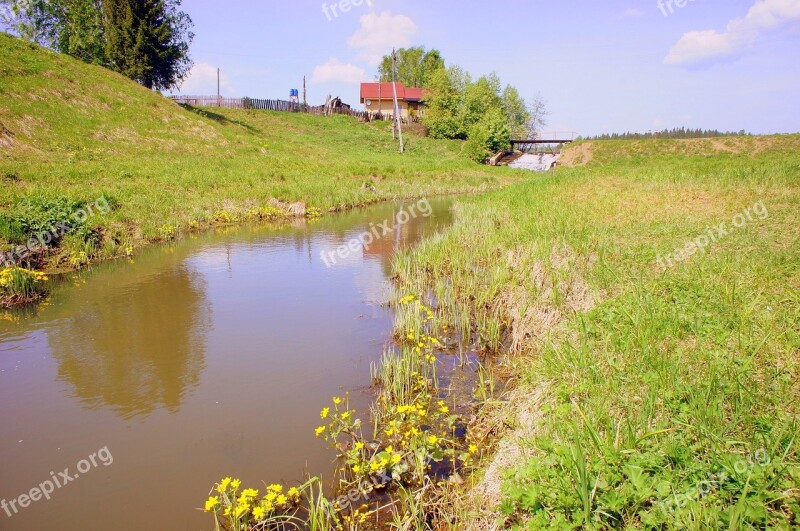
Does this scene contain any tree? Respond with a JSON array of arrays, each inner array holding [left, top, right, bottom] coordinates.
[[2, 0, 193, 90], [423, 66, 466, 139], [1, 0, 59, 45], [462, 73, 502, 129], [464, 110, 511, 163], [501, 85, 530, 138], [2, 0, 104, 63], [103, 0, 193, 90], [54, 0, 105, 64], [378, 46, 445, 86], [527, 94, 549, 139]]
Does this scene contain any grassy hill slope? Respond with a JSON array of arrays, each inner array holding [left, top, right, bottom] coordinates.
[[0, 32, 514, 270]]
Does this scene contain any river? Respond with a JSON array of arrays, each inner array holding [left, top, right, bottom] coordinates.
[[0, 199, 453, 530]]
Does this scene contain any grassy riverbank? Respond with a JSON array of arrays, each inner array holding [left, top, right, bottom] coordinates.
[[392, 136, 800, 528], [0, 32, 517, 282]]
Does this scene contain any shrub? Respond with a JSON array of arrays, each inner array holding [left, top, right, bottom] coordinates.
[[463, 111, 511, 163]]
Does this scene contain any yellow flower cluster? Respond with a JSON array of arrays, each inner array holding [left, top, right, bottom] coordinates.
[[0, 268, 48, 288], [204, 477, 302, 529], [314, 394, 359, 442]]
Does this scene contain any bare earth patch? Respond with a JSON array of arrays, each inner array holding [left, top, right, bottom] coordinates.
[[0, 121, 15, 147], [467, 384, 552, 530], [560, 142, 593, 167]]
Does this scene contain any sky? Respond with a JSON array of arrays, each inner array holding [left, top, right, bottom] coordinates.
[[173, 0, 800, 136]]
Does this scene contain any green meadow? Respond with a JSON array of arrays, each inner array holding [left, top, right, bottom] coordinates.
[[392, 136, 800, 528]]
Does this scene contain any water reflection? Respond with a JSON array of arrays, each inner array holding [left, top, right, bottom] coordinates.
[[48, 265, 210, 418]]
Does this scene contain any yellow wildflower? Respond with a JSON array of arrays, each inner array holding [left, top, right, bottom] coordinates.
[[288, 487, 300, 499], [469, 444, 479, 454], [276, 494, 288, 506], [428, 435, 439, 445], [333, 396, 342, 405], [320, 407, 330, 419], [268, 484, 283, 493], [218, 477, 232, 492], [252, 506, 266, 520], [204, 496, 219, 512], [315, 426, 325, 437], [231, 479, 241, 490], [234, 503, 249, 518]]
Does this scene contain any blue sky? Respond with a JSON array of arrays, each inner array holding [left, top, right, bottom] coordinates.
[[175, 0, 800, 136]]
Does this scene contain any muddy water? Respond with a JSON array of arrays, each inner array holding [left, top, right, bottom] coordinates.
[[0, 199, 452, 531]]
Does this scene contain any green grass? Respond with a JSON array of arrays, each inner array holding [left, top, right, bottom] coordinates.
[[0, 32, 519, 272], [392, 136, 800, 529]]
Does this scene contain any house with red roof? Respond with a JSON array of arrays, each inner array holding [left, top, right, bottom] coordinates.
[[359, 82, 427, 119]]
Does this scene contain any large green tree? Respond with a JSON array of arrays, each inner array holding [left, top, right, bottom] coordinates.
[[1, 0, 105, 63], [423, 66, 468, 140], [1, 0, 193, 90], [103, 0, 193, 90], [377, 46, 445, 87], [419, 62, 537, 160]]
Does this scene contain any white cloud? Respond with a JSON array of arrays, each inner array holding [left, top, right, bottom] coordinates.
[[311, 58, 366, 85], [665, 0, 800, 66], [176, 62, 234, 95], [623, 8, 645, 17], [347, 11, 417, 65]]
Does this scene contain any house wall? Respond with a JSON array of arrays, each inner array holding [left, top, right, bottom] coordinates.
[[364, 98, 410, 118]]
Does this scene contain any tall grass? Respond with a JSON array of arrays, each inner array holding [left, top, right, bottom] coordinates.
[[391, 137, 800, 528]]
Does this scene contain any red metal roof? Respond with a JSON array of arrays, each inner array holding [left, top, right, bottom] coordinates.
[[360, 83, 426, 103], [404, 87, 425, 102]]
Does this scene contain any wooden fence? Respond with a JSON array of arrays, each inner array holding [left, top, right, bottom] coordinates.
[[169, 95, 393, 123]]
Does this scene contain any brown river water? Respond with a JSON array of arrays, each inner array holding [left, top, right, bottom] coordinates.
[[0, 199, 453, 530]]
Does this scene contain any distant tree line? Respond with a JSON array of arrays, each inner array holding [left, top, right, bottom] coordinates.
[[378, 47, 548, 162], [0, 0, 193, 91], [582, 128, 751, 141]]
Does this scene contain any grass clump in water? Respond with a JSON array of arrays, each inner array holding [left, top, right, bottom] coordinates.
[[0, 267, 49, 306]]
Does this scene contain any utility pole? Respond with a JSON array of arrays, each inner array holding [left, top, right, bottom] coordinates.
[[303, 76, 307, 109], [217, 68, 221, 107], [391, 49, 404, 153]]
